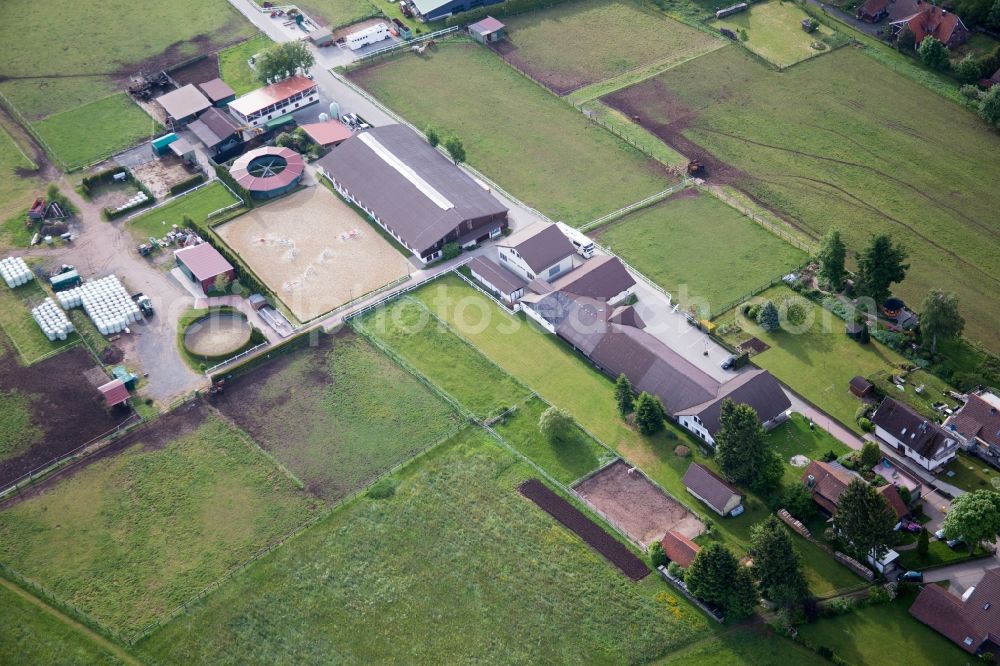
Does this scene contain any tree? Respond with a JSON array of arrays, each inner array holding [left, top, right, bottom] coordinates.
[[855, 235, 909, 306], [780, 483, 817, 521], [979, 85, 1000, 126], [749, 516, 809, 609], [990, 0, 1000, 29], [685, 544, 757, 617], [920, 289, 965, 353], [649, 541, 668, 568], [860, 441, 881, 470], [715, 400, 781, 491], [817, 228, 847, 289], [917, 527, 929, 557], [425, 126, 440, 148], [956, 55, 983, 85], [834, 479, 897, 561], [444, 136, 466, 164], [538, 406, 574, 445], [942, 489, 1000, 553], [918, 37, 950, 71], [256, 41, 315, 83], [634, 392, 665, 435], [213, 273, 231, 294], [757, 300, 780, 332], [614, 373, 634, 417]]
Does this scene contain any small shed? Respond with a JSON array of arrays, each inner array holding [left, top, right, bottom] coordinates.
[[175, 243, 236, 292], [849, 375, 874, 398], [309, 27, 334, 46], [112, 365, 139, 390], [156, 84, 211, 126], [300, 120, 353, 147], [168, 136, 196, 164], [99, 378, 130, 409], [248, 293, 268, 311], [468, 17, 506, 44], [197, 78, 237, 107]]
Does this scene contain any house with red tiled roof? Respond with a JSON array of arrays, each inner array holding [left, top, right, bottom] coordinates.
[[802, 460, 858, 515], [878, 483, 909, 521], [911, 567, 1000, 654], [661, 530, 700, 568], [890, 4, 969, 48]]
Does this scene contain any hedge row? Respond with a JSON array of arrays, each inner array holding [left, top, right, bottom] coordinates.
[[169, 173, 205, 196], [185, 215, 270, 301], [213, 163, 253, 209], [80, 166, 128, 198]]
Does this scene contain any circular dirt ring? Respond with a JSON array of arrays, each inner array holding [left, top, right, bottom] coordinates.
[[183, 312, 252, 358]]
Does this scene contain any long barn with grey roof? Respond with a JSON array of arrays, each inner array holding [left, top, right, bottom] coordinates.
[[316, 124, 508, 264]]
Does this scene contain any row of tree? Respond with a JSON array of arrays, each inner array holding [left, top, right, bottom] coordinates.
[[425, 127, 466, 164]]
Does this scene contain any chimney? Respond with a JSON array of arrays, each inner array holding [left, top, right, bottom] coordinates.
[[806, 474, 816, 488]]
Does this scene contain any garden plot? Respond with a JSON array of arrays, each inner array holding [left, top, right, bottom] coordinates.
[[574, 459, 703, 548], [216, 187, 410, 322], [212, 331, 460, 503], [0, 401, 319, 635]]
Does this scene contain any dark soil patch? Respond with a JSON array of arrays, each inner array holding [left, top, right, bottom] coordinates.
[[489, 41, 589, 96], [100, 345, 124, 365], [519, 478, 650, 580], [739, 337, 769, 354], [168, 55, 221, 88], [0, 346, 130, 488]]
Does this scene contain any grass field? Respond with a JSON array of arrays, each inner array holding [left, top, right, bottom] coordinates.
[[604, 46, 1000, 352], [0, 581, 123, 665], [300, 0, 380, 30], [0, 123, 40, 224], [412, 275, 861, 596], [32, 94, 162, 169], [712, 1, 842, 68], [0, 0, 253, 119], [495, 0, 721, 96], [218, 35, 272, 96], [659, 627, 825, 664], [767, 413, 851, 487], [716, 284, 910, 432], [214, 332, 460, 502], [0, 409, 318, 634], [125, 182, 239, 241], [0, 389, 42, 462], [138, 428, 710, 664], [797, 592, 968, 666], [595, 189, 808, 314], [0, 279, 78, 365], [354, 297, 532, 419], [351, 42, 671, 226]]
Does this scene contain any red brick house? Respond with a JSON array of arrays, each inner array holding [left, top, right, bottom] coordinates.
[[890, 4, 970, 49], [911, 567, 1000, 654]]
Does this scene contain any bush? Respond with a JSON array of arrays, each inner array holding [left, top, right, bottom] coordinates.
[[441, 242, 461, 261], [822, 597, 854, 617], [868, 585, 890, 605], [821, 450, 838, 463], [649, 541, 668, 568], [367, 478, 397, 499], [858, 417, 873, 432], [666, 561, 685, 580]]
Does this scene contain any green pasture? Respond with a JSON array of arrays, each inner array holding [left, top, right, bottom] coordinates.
[[219, 35, 272, 96], [0, 123, 40, 225], [0, 389, 42, 462], [712, 1, 844, 68], [0, 280, 78, 365], [125, 182, 239, 241], [298, 0, 380, 30]]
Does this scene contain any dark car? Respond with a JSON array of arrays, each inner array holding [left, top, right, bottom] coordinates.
[[721, 356, 737, 371], [899, 570, 923, 583]]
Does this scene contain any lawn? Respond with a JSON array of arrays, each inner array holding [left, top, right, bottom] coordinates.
[[712, 1, 843, 68], [494, 395, 615, 484], [603, 46, 1000, 352], [659, 627, 825, 664], [943, 450, 1000, 493], [715, 284, 910, 433], [0, 0, 253, 119], [0, 123, 40, 225], [213, 332, 461, 503], [595, 189, 808, 315], [767, 413, 851, 487], [797, 592, 970, 666], [218, 34, 272, 96], [350, 42, 672, 226], [354, 297, 532, 419], [0, 408, 319, 635], [896, 538, 982, 571], [0, 389, 42, 462], [32, 94, 162, 169], [125, 182, 239, 241], [137, 428, 710, 664], [0, 581, 123, 665], [299, 0, 380, 30], [0, 279, 78, 365], [495, 0, 721, 96], [412, 275, 861, 596]]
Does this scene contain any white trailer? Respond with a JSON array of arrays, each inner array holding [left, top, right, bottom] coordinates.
[[346, 23, 391, 51], [556, 222, 595, 258]]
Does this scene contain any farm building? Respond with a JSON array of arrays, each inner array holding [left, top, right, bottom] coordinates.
[[411, 0, 503, 21], [468, 255, 527, 306], [197, 78, 236, 107], [802, 460, 857, 514], [856, 0, 890, 22], [229, 146, 305, 199], [188, 107, 244, 159], [468, 17, 506, 44], [99, 378, 130, 409], [309, 27, 334, 47], [316, 124, 508, 264], [674, 369, 790, 446], [300, 119, 353, 148], [228, 76, 319, 128], [175, 243, 236, 292], [682, 463, 743, 517], [872, 397, 959, 471], [660, 530, 700, 568], [551, 255, 635, 304], [156, 84, 212, 126]]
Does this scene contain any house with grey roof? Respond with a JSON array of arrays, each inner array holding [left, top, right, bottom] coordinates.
[[945, 390, 1000, 468], [467, 255, 526, 306], [682, 463, 743, 516], [316, 124, 508, 264], [497, 223, 577, 282], [872, 397, 958, 472]]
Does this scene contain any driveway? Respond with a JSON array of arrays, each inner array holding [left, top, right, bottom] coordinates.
[[923, 551, 1000, 594], [804, 0, 884, 37]]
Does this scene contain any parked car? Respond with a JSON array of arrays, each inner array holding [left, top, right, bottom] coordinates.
[[947, 538, 967, 550], [900, 519, 922, 533], [721, 356, 737, 371], [934, 528, 946, 540], [899, 570, 924, 583]]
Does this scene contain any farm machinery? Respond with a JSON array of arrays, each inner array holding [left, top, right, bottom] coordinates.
[[686, 160, 706, 177], [127, 71, 169, 101]]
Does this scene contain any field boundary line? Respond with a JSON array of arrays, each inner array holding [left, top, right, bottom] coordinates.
[[578, 180, 691, 232], [700, 184, 817, 254]]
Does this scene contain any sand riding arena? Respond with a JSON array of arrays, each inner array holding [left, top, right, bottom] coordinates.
[[216, 187, 411, 321], [574, 459, 704, 548]]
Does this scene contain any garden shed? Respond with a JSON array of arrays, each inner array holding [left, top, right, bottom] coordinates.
[[468, 17, 507, 44], [849, 375, 874, 398], [99, 378, 130, 409]]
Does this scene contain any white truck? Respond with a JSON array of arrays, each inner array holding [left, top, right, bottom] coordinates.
[[556, 222, 595, 258], [345, 23, 391, 51]]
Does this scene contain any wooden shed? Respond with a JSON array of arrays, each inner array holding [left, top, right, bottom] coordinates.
[[849, 376, 874, 398]]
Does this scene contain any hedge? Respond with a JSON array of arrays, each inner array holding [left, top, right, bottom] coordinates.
[[444, 0, 576, 26], [169, 173, 205, 196], [213, 163, 253, 209], [185, 215, 270, 300]]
